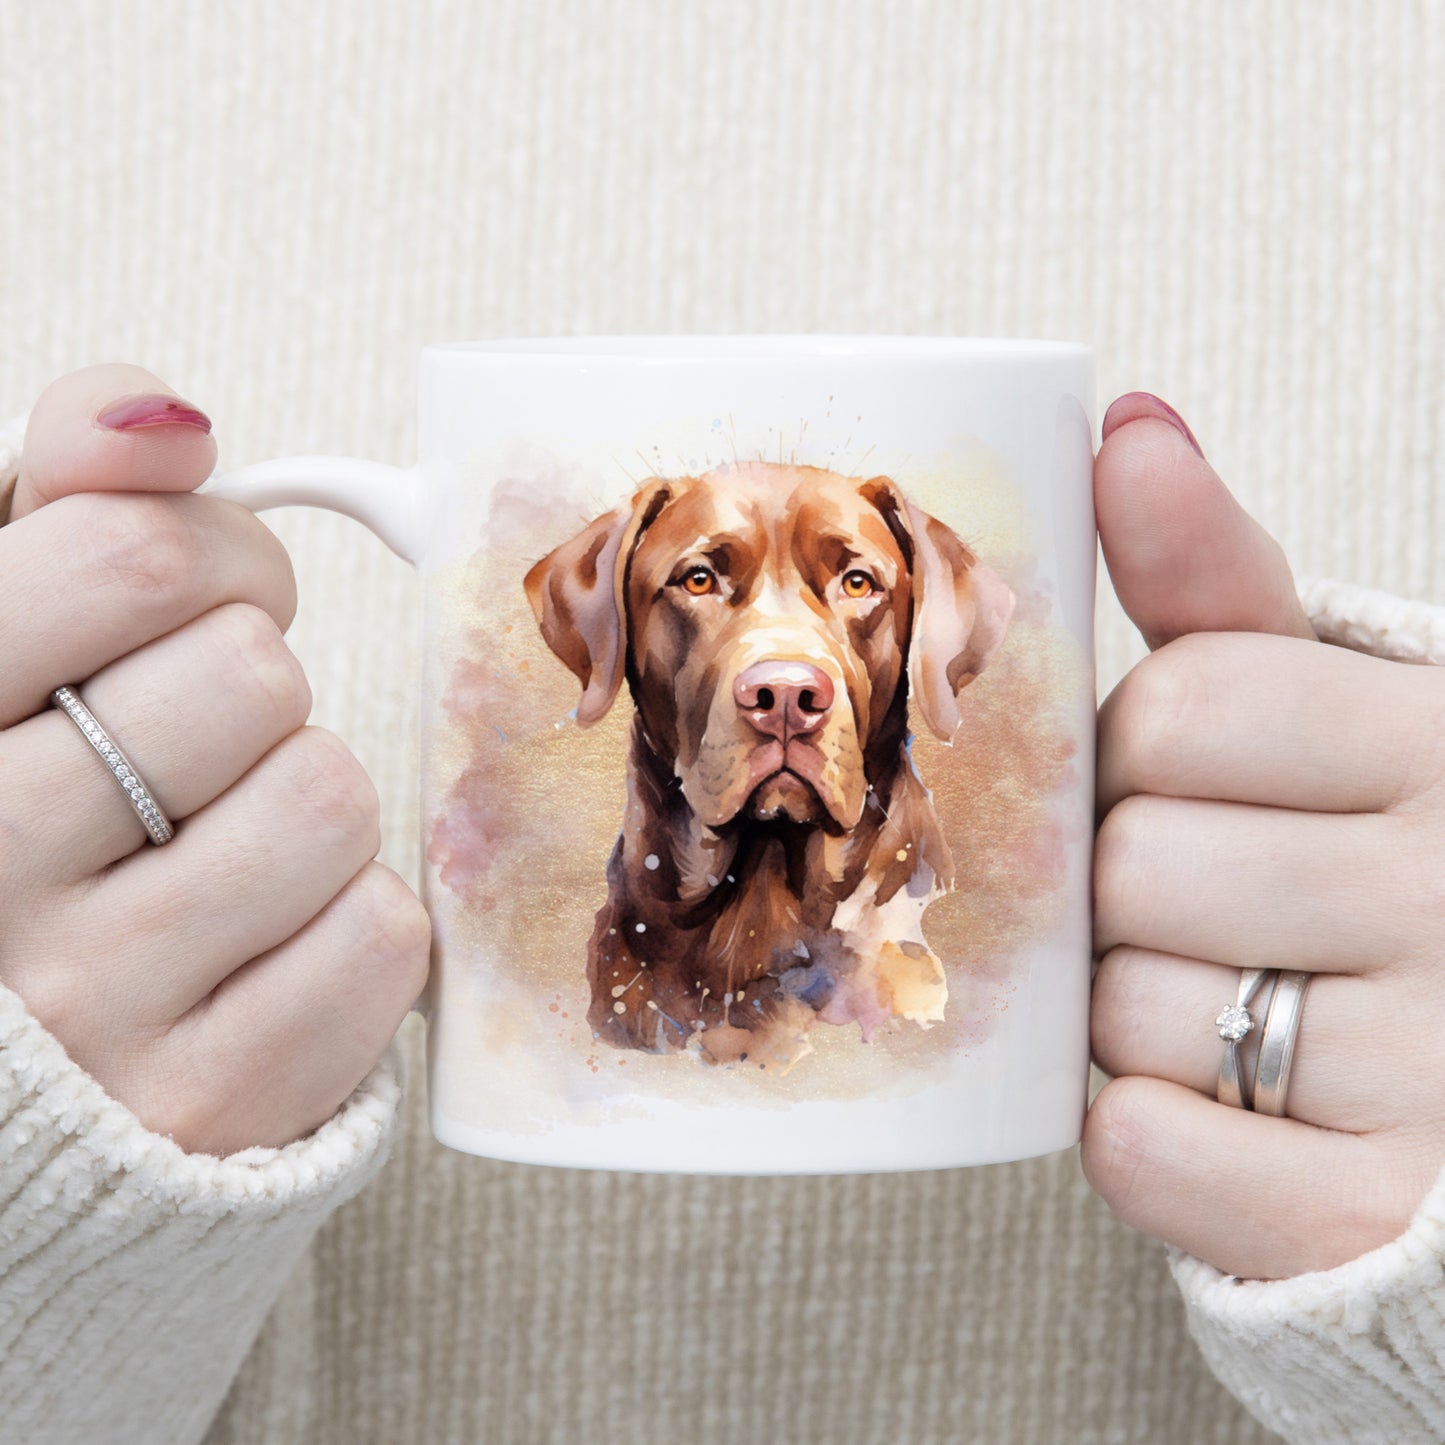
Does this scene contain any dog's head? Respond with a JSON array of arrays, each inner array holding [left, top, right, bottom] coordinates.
[[524, 462, 1014, 833]]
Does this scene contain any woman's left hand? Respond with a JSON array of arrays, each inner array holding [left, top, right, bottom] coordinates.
[[1082, 392, 1445, 1282]]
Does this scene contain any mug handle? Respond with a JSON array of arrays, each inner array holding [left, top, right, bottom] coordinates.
[[196, 455, 433, 1019], [195, 454, 428, 565]]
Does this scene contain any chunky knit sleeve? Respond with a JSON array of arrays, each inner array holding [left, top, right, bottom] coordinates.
[[0, 409, 407, 1445], [1168, 574, 1445, 1445]]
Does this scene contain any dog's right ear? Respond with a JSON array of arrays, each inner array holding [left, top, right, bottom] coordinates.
[[524, 480, 671, 726]]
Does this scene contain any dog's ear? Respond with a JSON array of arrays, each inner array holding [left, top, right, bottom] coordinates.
[[863, 477, 1016, 743], [524, 481, 671, 726]]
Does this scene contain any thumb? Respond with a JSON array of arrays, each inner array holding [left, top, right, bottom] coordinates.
[[11, 362, 216, 523], [1095, 392, 1317, 651]]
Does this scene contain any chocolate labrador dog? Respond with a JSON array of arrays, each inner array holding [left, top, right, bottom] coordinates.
[[524, 460, 1014, 1071]]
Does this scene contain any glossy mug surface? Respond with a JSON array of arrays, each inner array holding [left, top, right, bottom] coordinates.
[[200, 335, 1097, 1175]]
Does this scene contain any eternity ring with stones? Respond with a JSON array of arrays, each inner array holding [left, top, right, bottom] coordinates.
[[50, 685, 175, 845], [1215, 967, 1276, 1111]]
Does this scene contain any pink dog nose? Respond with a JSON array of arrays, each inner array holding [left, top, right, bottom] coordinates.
[[733, 661, 835, 739]]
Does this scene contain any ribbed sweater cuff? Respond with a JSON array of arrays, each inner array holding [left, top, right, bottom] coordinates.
[[0, 977, 404, 1445], [1166, 573, 1445, 1445], [1168, 1150, 1445, 1444], [1167, 1171, 1445, 1445], [1298, 574, 1445, 666]]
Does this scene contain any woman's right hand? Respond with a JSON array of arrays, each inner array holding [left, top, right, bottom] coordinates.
[[0, 363, 429, 1156]]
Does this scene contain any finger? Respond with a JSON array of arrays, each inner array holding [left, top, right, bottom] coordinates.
[[142, 861, 428, 1155], [0, 602, 312, 883], [21, 726, 382, 1023], [0, 489, 297, 728], [1081, 1074, 1424, 1279], [1093, 795, 1420, 975], [1095, 394, 1318, 650], [1089, 947, 1444, 1133], [1095, 629, 1445, 823], [11, 362, 216, 522]]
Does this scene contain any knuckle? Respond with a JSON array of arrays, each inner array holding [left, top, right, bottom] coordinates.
[[1092, 793, 1159, 934], [1092, 804, 1129, 900], [1406, 828, 1445, 940], [0, 821, 20, 888], [7, 962, 153, 1087], [1377, 1139, 1445, 1236], [0, 781, 28, 892], [208, 602, 311, 730], [1110, 637, 1210, 772], [1305, 1139, 1425, 1263], [1366, 1166, 1422, 1248], [10, 966, 82, 1052], [1080, 1076, 1156, 1219], [143, 1076, 252, 1157], [347, 863, 432, 988], [137, 1005, 268, 1154], [215, 499, 300, 628], [287, 727, 380, 846], [1089, 947, 1144, 1076], [1379, 813, 1445, 965], [1391, 666, 1445, 815], [127, 1058, 215, 1152], [80, 492, 198, 610]]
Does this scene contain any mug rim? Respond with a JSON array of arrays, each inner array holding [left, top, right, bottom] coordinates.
[[422, 333, 1093, 361]]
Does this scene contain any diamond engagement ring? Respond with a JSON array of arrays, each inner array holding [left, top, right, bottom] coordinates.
[[1216, 967, 1276, 1110], [1252, 970, 1312, 1118], [50, 684, 175, 845]]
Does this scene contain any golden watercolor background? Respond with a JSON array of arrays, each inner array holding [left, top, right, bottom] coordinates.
[[423, 415, 1090, 1116]]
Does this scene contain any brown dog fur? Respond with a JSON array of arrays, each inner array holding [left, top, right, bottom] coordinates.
[[524, 461, 1014, 1071]]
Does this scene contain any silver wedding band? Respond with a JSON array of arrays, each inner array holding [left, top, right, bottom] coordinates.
[[1215, 966, 1310, 1117], [1252, 970, 1312, 1117], [50, 684, 175, 845]]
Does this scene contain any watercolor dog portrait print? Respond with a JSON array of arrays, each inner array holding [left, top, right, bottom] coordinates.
[[529, 457, 1013, 1068], [428, 440, 1084, 1091]]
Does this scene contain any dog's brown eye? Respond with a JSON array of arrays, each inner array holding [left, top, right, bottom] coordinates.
[[681, 566, 716, 596], [841, 570, 876, 598]]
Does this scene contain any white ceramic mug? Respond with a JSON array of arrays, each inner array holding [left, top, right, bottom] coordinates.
[[198, 335, 1097, 1175]]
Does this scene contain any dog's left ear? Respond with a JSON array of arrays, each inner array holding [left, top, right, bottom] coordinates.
[[863, 478, 1016, 743], [523, 480, 671, 726]]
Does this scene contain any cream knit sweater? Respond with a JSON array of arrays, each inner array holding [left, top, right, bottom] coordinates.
[[3, 6, 1443, 1442]]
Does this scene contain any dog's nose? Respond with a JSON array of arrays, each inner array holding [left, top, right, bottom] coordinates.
[[733, 661, 835, 739]]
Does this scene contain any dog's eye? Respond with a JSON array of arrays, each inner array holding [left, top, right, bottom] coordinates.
[[680, 566, 717, 596], [841, 569, 876, 599]]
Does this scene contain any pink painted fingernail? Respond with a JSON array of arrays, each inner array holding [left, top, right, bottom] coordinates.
[[95, 393, 212, 433], [1100, 391, 1205, 459]]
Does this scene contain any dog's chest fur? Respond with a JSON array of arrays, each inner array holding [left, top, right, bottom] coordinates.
[[585, 716, 955, 1054]]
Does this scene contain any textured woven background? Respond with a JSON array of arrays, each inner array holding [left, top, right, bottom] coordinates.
[[2, 3, 1440, 1441]]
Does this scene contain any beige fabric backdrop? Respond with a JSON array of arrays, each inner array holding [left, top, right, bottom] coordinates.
[[2, 2, 1440, 1441]]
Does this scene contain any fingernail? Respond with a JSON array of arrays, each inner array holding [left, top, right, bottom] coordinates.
[[1100, 391, 1205, 459], [95, 393, 212, 433]]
